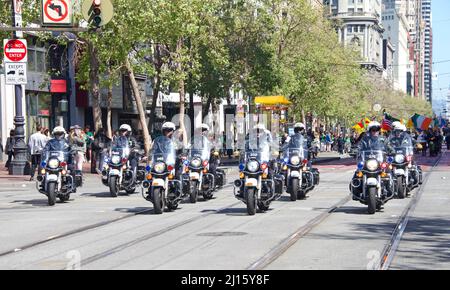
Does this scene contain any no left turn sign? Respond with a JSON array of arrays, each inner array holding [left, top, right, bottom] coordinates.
[[3, 39, 27, 63], [42, 0, 73, 26]]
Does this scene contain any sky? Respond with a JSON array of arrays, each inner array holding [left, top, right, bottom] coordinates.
[[431, 0, 450, 115]]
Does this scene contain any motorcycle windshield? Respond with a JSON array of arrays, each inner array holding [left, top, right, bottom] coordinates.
[[245, 137, 270, 163], [43, 140, 68, 161], [111, 136, 130, 158], [151, 136, 176, 166], [46, 151, 66, 162], [284, 134, 308, 159], [389, 135, 414, 156], [393, 146, 414, 156], [360, 150, 385, 163], [190, 136, 211, 161]]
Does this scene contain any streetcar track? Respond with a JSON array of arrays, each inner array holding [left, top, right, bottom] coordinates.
[[72, 170, 356, 268], [77, 200, 242, 268], [0, 183, 233, 258], [246, 155, 443, 270], [376, 151, 445, 270], [246, 195, 351, 270]]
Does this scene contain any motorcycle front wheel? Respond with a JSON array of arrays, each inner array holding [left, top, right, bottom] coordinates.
[[290, 178, 299, 201], [47, 182, 56, 206], [246, 188, 257, 216], [189, 180, 199, 203], [367, 187, 377, 214], [396, 176, 406, 199], [152, 187, 165, 214], [109, 176, 119, 197]]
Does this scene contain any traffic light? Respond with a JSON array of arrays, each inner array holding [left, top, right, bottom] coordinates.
[[90, 0, 102, 27]]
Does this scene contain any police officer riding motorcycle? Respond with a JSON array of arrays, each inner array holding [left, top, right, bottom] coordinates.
[[183, 124, 226, 203], [101, 124, 145, 197], [350, 122, 395, 214], [388, 122, 423, 198], [281, 123, 319, 201], [234, 124, 283, 215], [143, 122, 184, 214], [37, 126, 77, 206]]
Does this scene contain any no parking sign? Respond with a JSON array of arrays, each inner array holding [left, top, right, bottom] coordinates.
[[41, 0, 73, 26]]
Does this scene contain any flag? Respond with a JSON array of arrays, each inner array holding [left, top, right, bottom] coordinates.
[[411, 114, 433, 131], [381, 113, 400, 131]]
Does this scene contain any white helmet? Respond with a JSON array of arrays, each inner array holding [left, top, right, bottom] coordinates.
[[200, 124, 210, 131], [393, 121, 406, 132], [367, 121, 381, 131], [254, 124, 266, 131], [52, 126, 66, 135], [294, 122, 306, 130], [162, 122, 176, 131], [119, 124, 132, 132]]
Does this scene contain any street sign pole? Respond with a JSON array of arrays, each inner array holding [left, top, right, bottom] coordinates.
[[9, 0, 29, 175]]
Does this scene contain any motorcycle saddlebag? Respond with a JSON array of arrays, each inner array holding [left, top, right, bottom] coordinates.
[[75, 174, 83, 187], [311, 168, 320, 185]]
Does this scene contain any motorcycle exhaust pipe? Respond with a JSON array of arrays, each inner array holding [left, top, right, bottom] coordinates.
[[142, 181, 150, 189], [234, 180, 242, 188], [351, 179, 361, 188], [37, 176, 44, 182]]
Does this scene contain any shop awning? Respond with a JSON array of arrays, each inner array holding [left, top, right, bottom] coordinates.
[[254, 95, 291, 105]]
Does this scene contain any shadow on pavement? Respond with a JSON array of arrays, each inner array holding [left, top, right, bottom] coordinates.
[[11, 199, 49, 207], [333, 206, 375, 215], [114, 207, 154, 214]]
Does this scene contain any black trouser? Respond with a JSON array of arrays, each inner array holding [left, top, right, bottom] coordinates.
[[5, 152, 14, 168], [30, 154, 41, 178]]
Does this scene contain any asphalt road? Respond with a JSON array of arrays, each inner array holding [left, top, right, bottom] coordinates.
[[0, 154, 448, 270]]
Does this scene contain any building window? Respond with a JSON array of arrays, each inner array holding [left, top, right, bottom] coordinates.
[[347, 25, 352, 33]]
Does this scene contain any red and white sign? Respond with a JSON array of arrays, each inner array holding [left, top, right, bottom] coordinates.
[[42, 0, 73, 26], [3, 39, 27, 63]]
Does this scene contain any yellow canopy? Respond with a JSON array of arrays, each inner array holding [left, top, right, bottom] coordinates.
[[254, 96, 291, 105]]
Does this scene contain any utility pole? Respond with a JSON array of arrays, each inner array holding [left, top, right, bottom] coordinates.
[[9, 0, 29, 175]]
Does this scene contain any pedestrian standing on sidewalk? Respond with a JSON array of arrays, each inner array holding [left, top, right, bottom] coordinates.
[[92, 127, 111, 174], [337, 133, 345, 155], [28, 124, 48, 181], [5, 129, 15, 169], [84, 125, 94, 163], [69, 125, 86, 175], [0, 136, 3, 162]]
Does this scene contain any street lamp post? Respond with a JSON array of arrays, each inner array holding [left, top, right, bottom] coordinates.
[[9, 0, 29, 175]]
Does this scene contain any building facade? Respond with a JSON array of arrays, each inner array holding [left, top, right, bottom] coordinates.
[[324, 0, 385, 71], [382, 3, 411, 93], [422, 0, 432, 103]]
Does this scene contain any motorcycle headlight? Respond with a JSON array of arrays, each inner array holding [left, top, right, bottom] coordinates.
[[154, 162, 166, 174], [395, 154, 405, 163], [190, 158, 202, 168], [48, 158, 59, 169], [366, 159, 379, 171], [247, 160, 259, 173], [290, 156, 301, 166], [111, 155, 121, 165]]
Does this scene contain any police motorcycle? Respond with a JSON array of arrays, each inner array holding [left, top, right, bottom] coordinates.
[[142, 136, 183, 214], [234, 131, 284, 215], [37, 127, 77, 206], [101, 136, 144, 197], [350, 144, 395, 214], [281, 134, 319, 201], [388, 125, 423, 198], [183, 135, 224, 203]]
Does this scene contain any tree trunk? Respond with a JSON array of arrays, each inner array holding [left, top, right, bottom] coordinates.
[[203, 94, 212, 119], [88, 41, 102, 132], [106, 80, 113, 139], [148, 44, 162, 133], [124, 58, 151, 154], [177, 38, 188, 148]]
